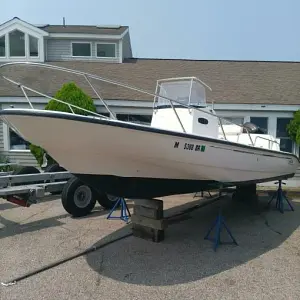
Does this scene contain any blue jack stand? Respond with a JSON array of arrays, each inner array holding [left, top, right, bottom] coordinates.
[[106, 197, 131, 223], [204, 208, 238, 251], [267, 180, 294, 214]]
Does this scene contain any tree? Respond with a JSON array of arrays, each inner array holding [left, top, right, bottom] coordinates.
[[287, 110, 300, 145], [30, 82, 97, 167]]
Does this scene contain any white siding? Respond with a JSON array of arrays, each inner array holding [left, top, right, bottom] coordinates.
[[1, 150, 38, 167], [0, 120, 4, 151], [122, 32, 132, 59], [46, 38, 120, 63]]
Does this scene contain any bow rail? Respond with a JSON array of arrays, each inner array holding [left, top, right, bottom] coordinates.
[[0, 62, 278, 148]]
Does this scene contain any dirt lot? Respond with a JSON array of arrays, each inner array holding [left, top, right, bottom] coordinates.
[[0, 192, 299, 300]]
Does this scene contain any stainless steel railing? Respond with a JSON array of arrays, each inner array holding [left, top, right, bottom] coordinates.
[[0, 62, 278, 149]]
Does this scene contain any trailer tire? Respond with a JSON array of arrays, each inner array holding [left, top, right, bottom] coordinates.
[[12, 166, 42, 185], [44, 163, 66, 173], [44, 163, 66, 195], [96, 193, 120, 210], [61, 177, 96, 217]]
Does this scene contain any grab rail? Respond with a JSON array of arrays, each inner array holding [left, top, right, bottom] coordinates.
[[253, 135, 280, 148], [2, 76, 110, 120]]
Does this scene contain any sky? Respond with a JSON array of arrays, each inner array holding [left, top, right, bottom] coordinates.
[[1, 0, 300, 61]]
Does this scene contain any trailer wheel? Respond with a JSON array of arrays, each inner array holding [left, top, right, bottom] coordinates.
[[44, 163, 66, 195], [96, 193, 120, 210], [12, 166, 42, 186], [44, 163, 66, 173], [61, 177, 96, 217]]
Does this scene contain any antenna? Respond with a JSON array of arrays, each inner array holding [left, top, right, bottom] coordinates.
[[63, 17, 66, 27]]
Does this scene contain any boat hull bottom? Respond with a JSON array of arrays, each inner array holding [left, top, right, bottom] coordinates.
[[73, 173, 295, 199], [74, 174, 221, 198]]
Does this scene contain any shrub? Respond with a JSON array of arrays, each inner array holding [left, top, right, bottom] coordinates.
[[287, 110, 300, 145], [30, 82, 97, 166], [0, 154, 22, 172], [45, 82, 97, 114], [0, 154, 11, 172]]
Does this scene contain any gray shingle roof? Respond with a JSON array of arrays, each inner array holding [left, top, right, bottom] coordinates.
[[0, 59, 300, 105]]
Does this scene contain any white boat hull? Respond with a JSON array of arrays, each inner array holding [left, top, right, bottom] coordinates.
[[1, 109, 299, 198]]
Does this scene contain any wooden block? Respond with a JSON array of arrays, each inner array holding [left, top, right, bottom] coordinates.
[[132, 223, 164, 243], [131, 215, 167, 230], [133, 199, 163, 210], [133, 205, 163, 219]]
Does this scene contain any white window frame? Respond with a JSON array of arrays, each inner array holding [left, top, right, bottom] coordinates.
[[71, 41, 92, 57], [0, 30, 42, 61], [275, 116, 294, 154], [96, 42, 117, 58], [0, 34, 5, 57], [28, 34, 39, 58], [8, 29, 26, 58]]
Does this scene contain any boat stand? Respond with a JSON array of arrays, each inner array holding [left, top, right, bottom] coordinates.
[[106, 197, 131, 223], [194, 190, 213, 198], [267, 180, 294, 214], [204, 207, 238, 251]]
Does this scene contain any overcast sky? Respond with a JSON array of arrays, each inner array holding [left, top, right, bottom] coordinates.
[[1, 0, 300, 61]]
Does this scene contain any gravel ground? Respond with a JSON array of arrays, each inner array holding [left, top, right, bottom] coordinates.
[[0, 192, 299, 300]]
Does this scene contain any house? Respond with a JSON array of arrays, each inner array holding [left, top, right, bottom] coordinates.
[[0, 17, 299, 173]]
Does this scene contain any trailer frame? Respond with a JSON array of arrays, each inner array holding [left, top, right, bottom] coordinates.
[[0, 170, 74, 206]]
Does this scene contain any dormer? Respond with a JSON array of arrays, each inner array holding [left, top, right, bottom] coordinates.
[[0, 17, 133, 64], [40, 23, 132, 63], [0, 17, 49, 62]]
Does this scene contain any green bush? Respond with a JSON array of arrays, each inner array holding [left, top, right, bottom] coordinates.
[[0, 154, 11, 172], [29, 144, 46, 166], [45, 82, 97, 114], [0, 154, 22, 172], [287, 110, 300, 145], [30, 82, 97, 166]]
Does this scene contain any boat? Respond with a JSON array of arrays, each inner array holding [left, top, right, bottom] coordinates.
[[0, 62, 299, 199]]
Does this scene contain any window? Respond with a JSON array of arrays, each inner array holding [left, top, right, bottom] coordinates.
[[9, 128, 30, 150], [29, 35, 38, 57], [117, 114, 152, 125], [250, 117, 268, 133], [0, 31, 41, 59], [0, 36, 5, 57], [96, 43, 116, 58], [9, 30, 25, 57], [276, 118, 293, 153], [72, 43, 91, 57]]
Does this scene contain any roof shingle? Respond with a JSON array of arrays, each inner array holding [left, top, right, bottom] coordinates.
[[0, 59, 300, 105]]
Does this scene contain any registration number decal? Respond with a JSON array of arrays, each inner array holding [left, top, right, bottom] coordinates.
[[174, 141, 206, 152]]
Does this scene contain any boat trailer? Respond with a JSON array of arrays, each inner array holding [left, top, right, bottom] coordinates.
[[0, 165, 120, 216], [0, 168, 73, 207]]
